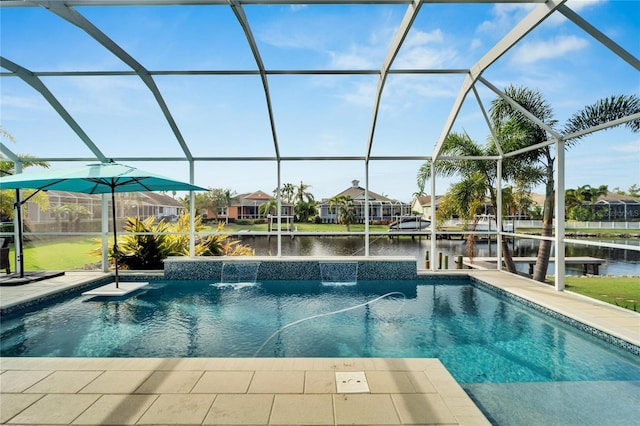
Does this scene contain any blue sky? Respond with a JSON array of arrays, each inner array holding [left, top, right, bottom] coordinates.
[[1, 0, 638, 202]]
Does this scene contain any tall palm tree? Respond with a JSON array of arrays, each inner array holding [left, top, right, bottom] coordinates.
[[295, 181, 314, 203], [222, 189, 237, 224], [491, 86, 639, 282], [417, 132, 534, 272], [291, 181, 316, 223], [281, 183, 296, 204]]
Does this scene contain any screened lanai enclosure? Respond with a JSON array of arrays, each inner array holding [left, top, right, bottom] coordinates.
[[1, 0, 639, 290]]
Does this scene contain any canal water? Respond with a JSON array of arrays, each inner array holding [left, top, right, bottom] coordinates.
[[238, 235, 640, 276]]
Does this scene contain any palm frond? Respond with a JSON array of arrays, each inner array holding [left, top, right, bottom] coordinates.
[[563, 94, 640, 146]]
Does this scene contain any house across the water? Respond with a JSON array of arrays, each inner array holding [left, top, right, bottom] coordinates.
[[317, 180, 411, 224], [205, 190, 294, 222]]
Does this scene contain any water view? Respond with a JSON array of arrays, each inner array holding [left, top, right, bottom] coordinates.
[[237, 235, 640, 276]]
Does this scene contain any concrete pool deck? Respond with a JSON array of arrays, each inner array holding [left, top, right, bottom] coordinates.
[[1, 270, 638, 425]]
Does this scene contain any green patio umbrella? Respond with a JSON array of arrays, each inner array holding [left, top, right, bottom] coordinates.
[[0, 161, 206, 285]]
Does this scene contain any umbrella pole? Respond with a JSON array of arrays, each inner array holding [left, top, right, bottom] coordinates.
[[111, 187, 119, 288], [15, 191, 24, 278]]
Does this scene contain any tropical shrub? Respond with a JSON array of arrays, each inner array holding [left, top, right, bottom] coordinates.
[[117, 216, 171, 270], [94, 213, 253, 270]]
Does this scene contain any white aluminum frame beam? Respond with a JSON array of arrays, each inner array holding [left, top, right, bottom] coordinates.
[[229, 0, 281, 159], [559, 4, 640, 71], [1, 0, 548, 7], [432, 0, 567, 160], [0, 57, 108, 163], [365, 0, 422, 161], [41, 1, 194, 162]]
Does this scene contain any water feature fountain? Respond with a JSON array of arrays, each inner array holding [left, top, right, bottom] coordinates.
[[212, 262, 261, 289], [319, 261, 358, 286]]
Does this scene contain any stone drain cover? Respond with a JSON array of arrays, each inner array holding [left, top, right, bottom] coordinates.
[[335, 372, 370, 393]]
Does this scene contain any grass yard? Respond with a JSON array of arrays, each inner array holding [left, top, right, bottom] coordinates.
[[9, 236, 99, 271], [564, 276, 639, 311]]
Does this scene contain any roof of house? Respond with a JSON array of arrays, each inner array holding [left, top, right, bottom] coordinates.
[[233, 190, 271, 206], [414, 195, 445, 206], [42, 190, 183, 207], [322, 180, 405, 204], [231, 190, 299, 207], [140, 192, 184, 207], [595, 192, 640, 204]]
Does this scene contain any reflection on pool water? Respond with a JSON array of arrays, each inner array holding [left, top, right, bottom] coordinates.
[[2, 279, 639, 425]]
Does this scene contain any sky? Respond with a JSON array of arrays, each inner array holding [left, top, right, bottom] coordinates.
[[0, 0, 638, 203]]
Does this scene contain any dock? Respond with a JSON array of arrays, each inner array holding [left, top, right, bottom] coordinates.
[[460, 256, 605, 275]]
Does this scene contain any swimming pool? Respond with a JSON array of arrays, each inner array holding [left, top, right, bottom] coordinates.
[[1, 278, 639, 425]]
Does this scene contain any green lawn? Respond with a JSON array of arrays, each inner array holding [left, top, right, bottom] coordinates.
[[9, 236, 99, 271], [564, 276, 639, 311]]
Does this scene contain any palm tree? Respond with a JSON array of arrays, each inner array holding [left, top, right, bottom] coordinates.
[[294, 200, 317, 223], [295, 181, 314, 203], [564, 188, 582, 212], [222, 189, 237, 224], [291, 181, 316, 223], [278, 183, 295, 204], [50, 204, 68, 232], [490, 86, 639, 282], [258, 197, 278, 231], [587, 185, 608, 217], [436, 173, 487, 261], [417, 132, 532, 272], [64, 203, 92, 232], [329, 194, 356, 231], [258, 197, 278, 217]]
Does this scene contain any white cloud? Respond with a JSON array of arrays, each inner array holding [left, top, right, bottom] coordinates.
[[566, 0, 606, 13], [477, 3, 535, 35], [510, 35, 589, 64], [476, 0, 606, 36], [0, 95, 48, 111], [404, 29, 444, 48], [470, 38, 483, 51], [545, 0, 606, 25], [612, 139, 640, 153], [337, 79, 377, 107], [329, 47, 378, 69], [395, 45, 458, 69], [394, 29, 457, 69]]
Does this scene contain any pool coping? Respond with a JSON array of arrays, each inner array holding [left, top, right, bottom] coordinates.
[[460, 270, 639, 352]]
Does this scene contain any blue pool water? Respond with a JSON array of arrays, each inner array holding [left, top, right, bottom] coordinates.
[[1, 279, 639, 425]]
